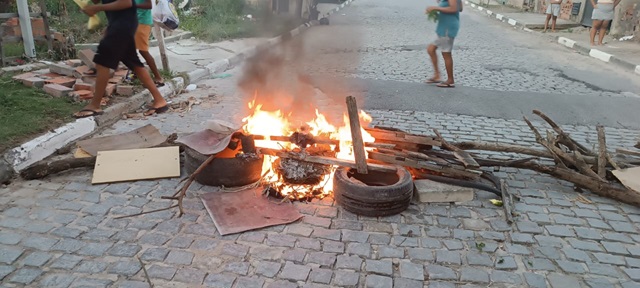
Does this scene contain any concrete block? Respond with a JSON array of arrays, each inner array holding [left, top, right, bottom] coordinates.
[[43, 84, 73, 97], [116, 85, 134, 96], [65, 59, 83, 67], [82, 76, 97, 85], [12, 72, 36, 81], [508, 19, 517, 26], [73, 66, 92, 78], [414, 179, 474, 203], [45, 77, 76, 88], [186, 69, 209, 83], [589, 49, 612, 62], [40, 72, 63, 79], [496, 14, 504, 20], [5, 118, 96, 172], [70, 90, 93, 101], [22, 77, 45, 88], [105, 83, 117, 96], [74, 82, 94, 91], [558, 37, 576, 48], [78, 49, 96, 68], [205, 59, 230, 74], [49, 63, 75, 77]]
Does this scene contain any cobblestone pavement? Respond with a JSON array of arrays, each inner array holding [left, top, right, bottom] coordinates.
[[2, 69, 640, 287], [299, 0, 640, 97], [2, 0, 640, 287]]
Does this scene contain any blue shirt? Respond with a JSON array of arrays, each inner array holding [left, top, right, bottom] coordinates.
[[436, 0, 461, 38]]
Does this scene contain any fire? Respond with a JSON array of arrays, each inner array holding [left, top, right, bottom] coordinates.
[[242, 98, 375, 200]]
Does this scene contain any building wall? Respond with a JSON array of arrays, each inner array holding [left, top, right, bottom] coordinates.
[[610, 0, 640, 37], [538, 0, 582, 21]]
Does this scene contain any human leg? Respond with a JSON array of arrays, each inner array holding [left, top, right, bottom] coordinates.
[[551, 16, 557, 32], [598, 20, 610, 45], [426, 44, 440, 82], [135, 24, 164, 85], [590, 20, 602, 45], [544, 14, 552, 32]]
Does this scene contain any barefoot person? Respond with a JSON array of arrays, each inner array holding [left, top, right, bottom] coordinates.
[[543, 0, 562, 33], [74, 0, 167, 118], [425, 0, 462, 88], [134, 0, 165, 87], [589, 0, 621, 46]]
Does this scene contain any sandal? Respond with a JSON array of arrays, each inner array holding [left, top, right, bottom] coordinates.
[[154, 80, 165, 87], [73, 109, 104, 119], [425, 78, 441, 84], [144, 105, 169, 116], [437, 82, 455, 88]]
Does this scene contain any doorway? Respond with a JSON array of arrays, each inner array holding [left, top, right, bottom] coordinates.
[[581, 0, 594, 27]]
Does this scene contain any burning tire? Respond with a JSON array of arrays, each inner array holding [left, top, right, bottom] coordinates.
[[333, 166, 413, 217], [184, 146, 264, 187]]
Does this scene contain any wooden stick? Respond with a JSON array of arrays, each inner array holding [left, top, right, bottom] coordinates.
[[365, 127, 441, 146], [533, 110, 594, 156], [368, 151, 481, 179], [257, 147, 397, 173], [174, 154, 216, 216], [597, 125, 607, 178], [616, 148, 640, 158], [346, 96, 368, 174], [433, 129, 480, 169], [137, 257, 154, 287], [500, 180, 515, 224]]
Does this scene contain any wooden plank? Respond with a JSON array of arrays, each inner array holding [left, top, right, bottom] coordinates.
[[92, 146, 180, 184], [368, 151, 480, 179], [257, 147, 397, 173], [616, 148, 640, 158], [365, 127, 441, 146], [346, 96, 368, 174], [433, 129, 480, 169], [500, 180, 515, 224], [78, 124, 166, 156]]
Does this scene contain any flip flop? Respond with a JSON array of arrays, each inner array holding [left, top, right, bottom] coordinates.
[[73, 109, 103, 119], [144, 105, 169, 116], [425, 78, 441, 84], [154, 81, 165, 87], [437, 83, 455, 88]]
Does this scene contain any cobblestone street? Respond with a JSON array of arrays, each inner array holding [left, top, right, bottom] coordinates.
[[1, 0, 640, 287]]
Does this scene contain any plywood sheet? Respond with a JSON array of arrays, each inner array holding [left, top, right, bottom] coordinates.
[[201, 188, 303, 236], [92, 146, 180, 184], [612, 167, 640, 193], [78, 124, 165, 156]]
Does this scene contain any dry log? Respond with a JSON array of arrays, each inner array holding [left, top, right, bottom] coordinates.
[[451, 141, 600, 165], [258, 147, 397, 173], [533, 110, 594, 156], [346, 96, 368, 174], [616, 148, 640, 158], [596, 125, 607, 178], [500, 180, 515, 224], [376, 148, 453, 167], [635, 141, 640, 149], [368, 151, 481, 180], [366, 127, 441, 146], [433, 129, 479, 169]]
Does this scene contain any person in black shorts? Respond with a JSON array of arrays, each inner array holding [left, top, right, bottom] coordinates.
[[74, 0, 168, 118]]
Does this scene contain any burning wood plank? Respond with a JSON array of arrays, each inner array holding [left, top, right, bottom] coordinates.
[[368, 151, 480, 180], [257, 147, 397, 173], [346, 96, 368, 174]]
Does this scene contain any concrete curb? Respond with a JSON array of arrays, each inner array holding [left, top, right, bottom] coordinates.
[[75, 31, 194, 51], [0, 0, 358, 183], [0, 61, 49, 76], [464, 1, 640, 76]]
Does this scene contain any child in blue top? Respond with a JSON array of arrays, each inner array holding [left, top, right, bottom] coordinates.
[[425, 0, 463, 88]]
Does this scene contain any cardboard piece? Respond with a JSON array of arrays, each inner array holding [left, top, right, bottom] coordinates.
[[612, 167, 640, 193], [78, 124, 165, 156], [201, 188, 304, 236], [91, 146, 180, 184]]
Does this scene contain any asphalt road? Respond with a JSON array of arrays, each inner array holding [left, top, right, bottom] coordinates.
[[289, 0, 640, 129]]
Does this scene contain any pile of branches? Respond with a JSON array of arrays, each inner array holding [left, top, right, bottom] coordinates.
[[370, 110, 640, 207]]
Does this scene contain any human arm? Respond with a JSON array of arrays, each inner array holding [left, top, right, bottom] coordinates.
[[614, 0, 621, 6], [590, 0, 598, 8], [83, 0, 133, 16], [427, 0, 458, 14]]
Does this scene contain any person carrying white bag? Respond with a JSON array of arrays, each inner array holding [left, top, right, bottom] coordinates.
[[152, 0, 180, 31]]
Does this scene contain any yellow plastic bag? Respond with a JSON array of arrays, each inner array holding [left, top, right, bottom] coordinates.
[[73, 0, 101, 30]]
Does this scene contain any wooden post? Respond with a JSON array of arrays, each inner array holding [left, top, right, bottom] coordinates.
[[596, 125, 607, 178], [16, 0, 36, 58], [152, 23, 170, 72], [38, 0, 53, 52], [346, 96, 368, 174]]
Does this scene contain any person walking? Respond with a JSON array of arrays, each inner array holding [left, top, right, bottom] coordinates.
[[543, 0, 562, 32], [74, 0, 168, 118], [590, 0, 621, 46], [425, 0, 463, 88], [134, 0, 165, 87]]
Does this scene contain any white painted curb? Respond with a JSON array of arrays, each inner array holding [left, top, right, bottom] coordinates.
[[487, 10, 493, 15], [508, 19, 518, 26], [589, 49, 613, 62], [635, 65, 640, 75], [5, 118, 96, 171], [558, 37, 576, 48], [496, 13, 504, 20], [187, 68, 210, 83], [206, 59, 230, 75]]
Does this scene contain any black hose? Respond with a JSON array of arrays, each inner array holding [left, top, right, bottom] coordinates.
[[417, 173, 503, 197]]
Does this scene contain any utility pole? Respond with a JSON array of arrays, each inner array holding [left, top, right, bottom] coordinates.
[[16, 0, 36, 58]]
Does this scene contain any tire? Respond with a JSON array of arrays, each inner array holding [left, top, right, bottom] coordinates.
[[184, 146, 264, 187], [333, 166, 413, 217]]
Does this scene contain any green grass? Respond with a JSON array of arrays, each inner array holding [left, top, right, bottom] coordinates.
[[0, 75, 84, 152]]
